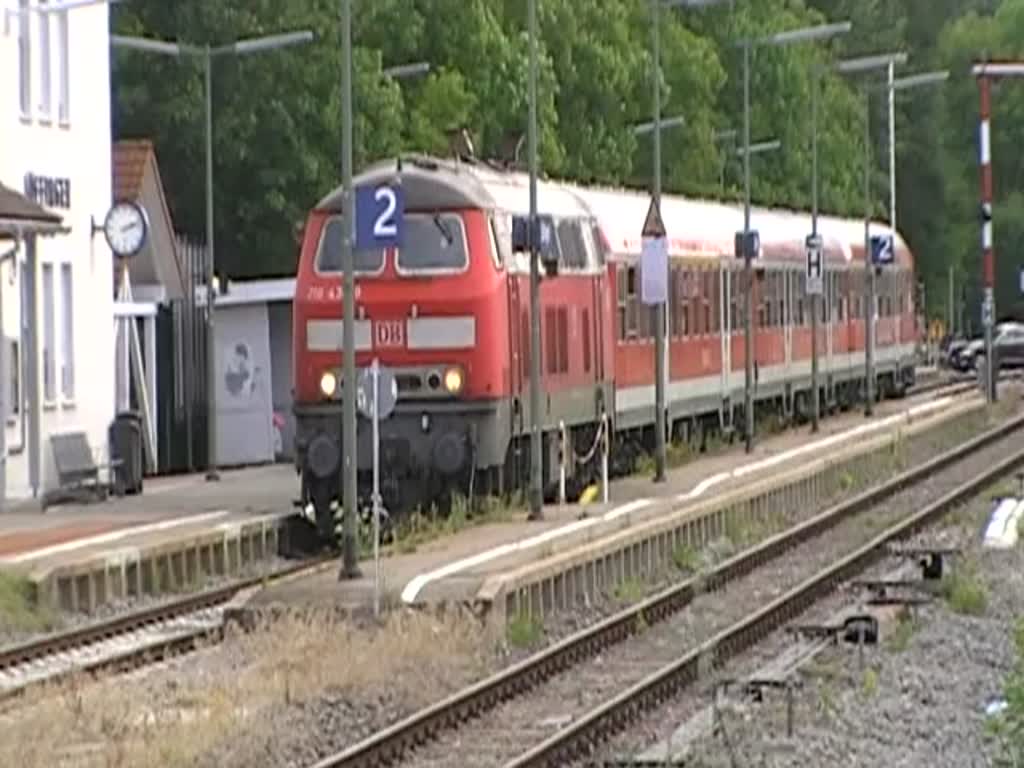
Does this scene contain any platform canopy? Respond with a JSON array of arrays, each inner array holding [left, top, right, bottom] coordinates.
[[0, 182, 65, 239]]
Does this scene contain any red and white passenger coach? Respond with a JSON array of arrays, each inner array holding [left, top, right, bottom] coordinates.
[[292, 154, 917, 538]]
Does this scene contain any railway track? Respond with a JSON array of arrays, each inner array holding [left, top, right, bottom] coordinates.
[[0, 372, 982, 708], [313, 410, 1024, 768], [0, 555, 333, 703]]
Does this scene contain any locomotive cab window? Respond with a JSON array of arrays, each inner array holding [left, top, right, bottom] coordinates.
[[316, 216, 384, 273], [397, 213, 468, 273], [556, 219, 587, 271]]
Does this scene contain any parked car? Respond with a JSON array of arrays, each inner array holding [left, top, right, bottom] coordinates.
[[955, 322, 1024, 371], [942, 336, 969, 369]]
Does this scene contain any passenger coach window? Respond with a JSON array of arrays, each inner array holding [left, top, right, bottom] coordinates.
[[316, 216, 384, 273], [397, 213, 468, 273]]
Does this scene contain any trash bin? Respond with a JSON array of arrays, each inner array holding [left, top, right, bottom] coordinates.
[[109, 411, 143, 495]]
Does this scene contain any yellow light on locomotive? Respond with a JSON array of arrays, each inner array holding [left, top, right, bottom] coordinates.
[[320, 371, 338, 397], [444, 367, 464, 395]]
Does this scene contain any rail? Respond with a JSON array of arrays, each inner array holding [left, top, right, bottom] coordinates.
[[0, 554, 333, 702], [506, 432, 1024, 766], [312, 409, 1024, 768]]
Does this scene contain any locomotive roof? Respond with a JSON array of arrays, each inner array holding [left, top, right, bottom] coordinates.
[[316, 154, 912, 268]]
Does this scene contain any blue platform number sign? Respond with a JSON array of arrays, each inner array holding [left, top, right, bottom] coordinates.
[[870, 234, 894, 267], [355, 183, 404, 251]]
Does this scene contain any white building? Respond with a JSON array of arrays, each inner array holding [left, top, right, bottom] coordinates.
[[0, 0, 114, 502]]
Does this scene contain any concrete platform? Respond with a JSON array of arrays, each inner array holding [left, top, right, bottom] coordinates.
[[0, 464, 298, 612], [244, 384, 993, 623]]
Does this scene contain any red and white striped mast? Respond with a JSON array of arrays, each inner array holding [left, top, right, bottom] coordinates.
[[972, 61, 1024, 401]]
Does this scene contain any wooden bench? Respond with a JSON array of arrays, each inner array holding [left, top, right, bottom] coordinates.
[[43, 432, 124, 509]]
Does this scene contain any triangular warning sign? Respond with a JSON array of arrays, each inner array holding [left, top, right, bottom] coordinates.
[[642, 196, 667, 238]]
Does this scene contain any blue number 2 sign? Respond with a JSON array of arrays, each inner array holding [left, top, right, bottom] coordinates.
[[355, 183, 405, 250]]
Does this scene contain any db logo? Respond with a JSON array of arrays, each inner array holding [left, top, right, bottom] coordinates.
[[374, 320, 404, 348]]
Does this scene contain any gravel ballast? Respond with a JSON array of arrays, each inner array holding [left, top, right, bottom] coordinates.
[[0, 401, 1015, 768], [602, 479, 1024, 768]]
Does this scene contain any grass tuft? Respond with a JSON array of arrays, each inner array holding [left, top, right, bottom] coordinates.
[[0, 570, 58, 636], [613, 579, 644, 605], [886, 611, 918, 652], [2, 608, 489, 768], [506, 611, 543, 648], [941, 561, 989, 616]]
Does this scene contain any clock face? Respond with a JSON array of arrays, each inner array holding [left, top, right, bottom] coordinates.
[[103, 202, 148, 258]]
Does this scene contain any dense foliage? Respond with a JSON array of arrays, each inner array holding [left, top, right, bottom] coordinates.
[[111, 0, 1024, 324]]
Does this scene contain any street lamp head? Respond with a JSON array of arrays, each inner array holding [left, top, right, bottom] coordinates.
[[737, 139, 782, 156], [664, 0, 731, 8], [891, 70, 949, 91], [836, 51, 908, 74], [229, 30, 314, 56], [714, 128, 738, 143], [634, 114, 686, 136], [382, 61, 431, 80], [763, 20, 851, 48], [110, 34, 185, 57]]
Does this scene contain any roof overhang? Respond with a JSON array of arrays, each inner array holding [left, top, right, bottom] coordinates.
[[0, 183, 67, 240]]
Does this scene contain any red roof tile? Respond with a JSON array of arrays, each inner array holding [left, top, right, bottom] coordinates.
[[112, 139, 153, 202]]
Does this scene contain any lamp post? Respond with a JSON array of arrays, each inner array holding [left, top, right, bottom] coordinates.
[[834, 53, 906, 418], [805, 23, 855, 436], [527, 0, 542, 519], [111, 29, 313, 482], [836, 56, 946, 417], [338, 0, 360, 573], [738, 21, 850, 454], [643, 0, 730, 483]]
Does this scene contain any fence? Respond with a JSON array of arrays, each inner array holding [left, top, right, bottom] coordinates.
[[153, 235, 213, 473]]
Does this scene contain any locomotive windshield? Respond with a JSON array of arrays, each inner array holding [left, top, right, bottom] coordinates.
[[315, 216, 384, 273], [396, 213, 468, 273]]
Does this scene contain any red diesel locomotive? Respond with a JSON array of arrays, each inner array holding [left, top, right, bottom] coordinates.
[[292, 154, 917, 538]]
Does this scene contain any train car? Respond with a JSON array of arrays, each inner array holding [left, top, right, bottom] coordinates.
[[292, 153, 917, 539]]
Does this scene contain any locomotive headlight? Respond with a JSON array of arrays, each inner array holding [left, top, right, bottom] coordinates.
[[319, 371, 338, 397], [444, 366, 464, 395]]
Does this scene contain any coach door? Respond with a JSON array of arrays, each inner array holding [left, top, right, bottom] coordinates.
[[496, 214, 526, 442], [825, 271, 835, 379], [720, 263, 731, 398], [783, 269, 793, 373], [585, 224, 607, 400]]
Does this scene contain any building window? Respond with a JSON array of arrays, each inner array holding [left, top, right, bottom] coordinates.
[[18, 0, 31, 117], [57, 8, 69, 122], [60, 264, 74, 400], [42, 263, 55, 403], [38, 0, 51, 118]]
